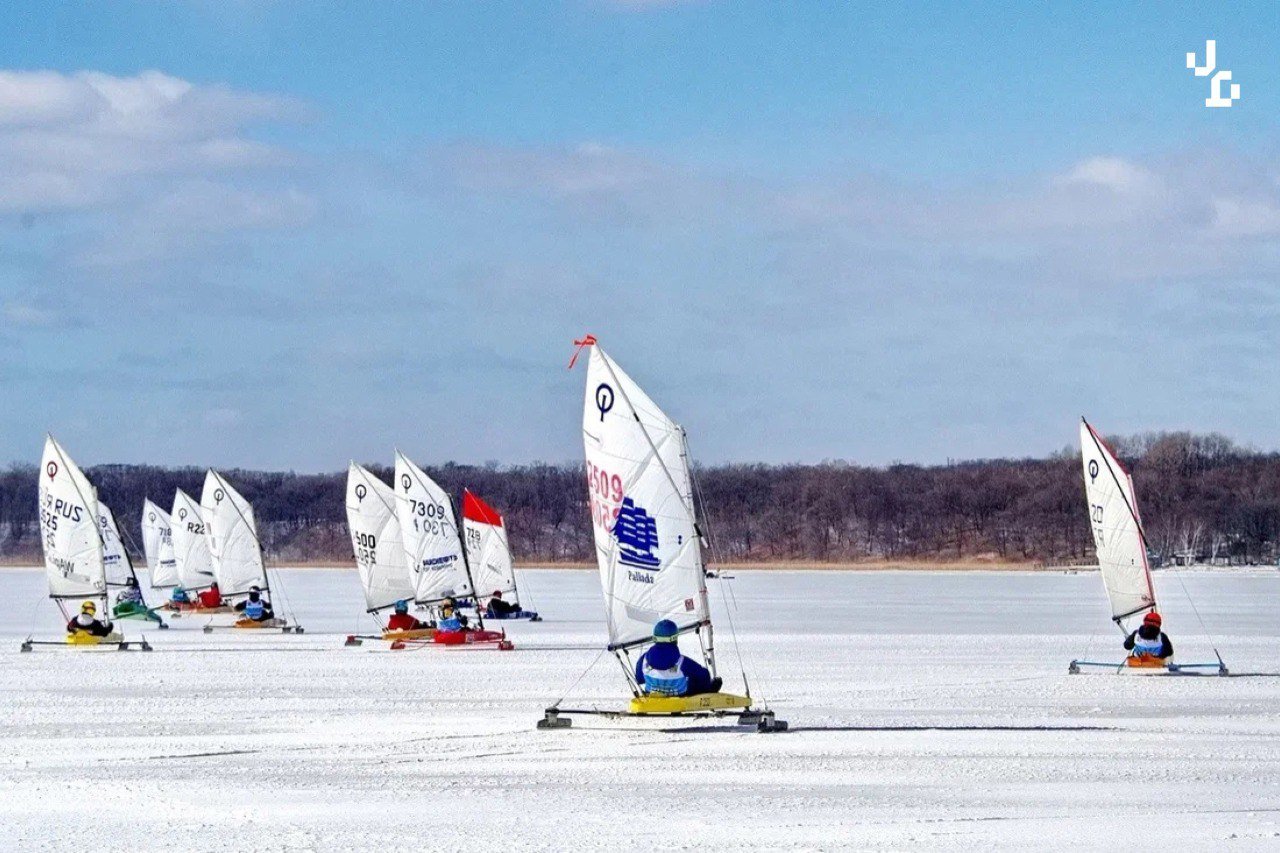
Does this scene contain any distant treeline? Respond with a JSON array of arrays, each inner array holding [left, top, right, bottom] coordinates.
[[3, 432, 1279, 566]]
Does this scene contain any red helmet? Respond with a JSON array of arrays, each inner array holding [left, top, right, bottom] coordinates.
[[1143, 611, 1162, 626]]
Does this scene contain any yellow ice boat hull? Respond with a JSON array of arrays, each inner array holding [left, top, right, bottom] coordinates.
[[628, 692, 753, 715], [382, 628, 435, 642], [234, 618, 286, 629], [66, 632, 122, 646]]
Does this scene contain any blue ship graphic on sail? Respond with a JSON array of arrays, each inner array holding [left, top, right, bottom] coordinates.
[[615, 497, 660, 569]]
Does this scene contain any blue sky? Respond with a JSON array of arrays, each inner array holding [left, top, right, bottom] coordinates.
[[0, 1, 1277, 470]]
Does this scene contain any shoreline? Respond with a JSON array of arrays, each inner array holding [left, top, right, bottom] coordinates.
[[0, 558, 1269, 572], [0, 557, 1048, 571]]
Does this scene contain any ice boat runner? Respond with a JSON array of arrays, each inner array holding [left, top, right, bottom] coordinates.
[[1069, 418, 1226, 676], [99, 501, 166, 626], [200, 470, 302, 633], [24, 436, 151, 651], [393, 451, 509, 647], [344, 462, 432, 644], [166, 489, 228, 613], [463, 490, 539, 621], [539, 337, 783, 731]]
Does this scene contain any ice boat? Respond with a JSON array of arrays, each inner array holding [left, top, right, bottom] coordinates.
[[164, 489, 231, 614], [200, 470, 303, 633], [463, 490, 539, 621], [539, 337, 783, 731], [21, 436, 153, 652], [98, 501, 166, 626], [1068, 418, 1226, 676]]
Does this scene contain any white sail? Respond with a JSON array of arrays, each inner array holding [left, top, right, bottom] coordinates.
[[462, 489, 519, 602], [581, 343, 708, 650], [98, 502, 136, 587], [202, 470, 269, 597], [393, 451, 472, 603], [346, 463, 415, 613], [170, 489, 216, 591], [142, 500, 179, 588], [1080, 419, 1156, 623], [38, 436, 106, 602]]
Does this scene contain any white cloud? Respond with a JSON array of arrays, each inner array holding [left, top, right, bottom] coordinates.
[[2, 301, 60, 328], [1210, 196, 1280, 238], [0, 69, 302, 213], [1056, 156, 1155, 192]]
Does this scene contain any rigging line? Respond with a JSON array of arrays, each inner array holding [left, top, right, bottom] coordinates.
[[1168, 567, 1224, 660], [684, 427, 762, 702], [551, 646, 609, 708]]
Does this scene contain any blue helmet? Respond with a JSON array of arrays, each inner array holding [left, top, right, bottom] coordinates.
[[394, 600, 409, 614], [653, 619, 678, 643]]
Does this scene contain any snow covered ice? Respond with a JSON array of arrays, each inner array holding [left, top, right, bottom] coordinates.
[[2, 567, 1280, 851]]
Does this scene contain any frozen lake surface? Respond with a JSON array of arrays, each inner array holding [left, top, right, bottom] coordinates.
[[2, 567, 1279, 851]]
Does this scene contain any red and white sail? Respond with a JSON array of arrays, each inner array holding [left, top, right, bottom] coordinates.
[[462, 490, 519, 603], [578, 340, 709, 651], [1080, 418, 1157, 624]]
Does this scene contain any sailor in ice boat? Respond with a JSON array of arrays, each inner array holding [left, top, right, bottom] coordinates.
[[114, 576, 162, 624], [386, 599, 433, 632], [234, 586, 275, 622], [169, 587, 191, 606], [436, 596, 470, 632], [1123, 611, 1173, 665], [484, 590, 538, 621], [66, 601, 115, 638], [113, 576, 145, 616], [198, 582, 225, 609], [635, 620, 723, 698]]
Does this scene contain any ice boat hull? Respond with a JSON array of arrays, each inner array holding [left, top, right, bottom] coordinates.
[[382, 628, 435, 642], [67, 631, 123, 645], [628, 692, 753, 715], [1069, 657, 1228, 676]]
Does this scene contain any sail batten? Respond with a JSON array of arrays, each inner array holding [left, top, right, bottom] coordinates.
[[1080, 419, 1156, 625], [346, 463, 415, 613], [39, 437, 107, 604], [201, 470, 269, 596], [580, 344, 709, 652]]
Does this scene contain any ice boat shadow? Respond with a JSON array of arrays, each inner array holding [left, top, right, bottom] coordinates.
[[663, 723, 1118, 734]]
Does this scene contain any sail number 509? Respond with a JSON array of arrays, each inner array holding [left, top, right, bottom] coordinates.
[[586, 462, 622, 530]]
